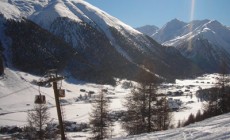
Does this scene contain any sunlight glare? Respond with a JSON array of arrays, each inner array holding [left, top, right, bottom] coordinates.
[[188, 0, 195, 50]]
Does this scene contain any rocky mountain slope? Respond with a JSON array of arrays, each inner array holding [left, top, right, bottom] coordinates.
[[0, 0, 201, 84]]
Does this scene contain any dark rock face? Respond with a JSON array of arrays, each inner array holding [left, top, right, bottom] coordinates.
[[5, 19, 74, 74]]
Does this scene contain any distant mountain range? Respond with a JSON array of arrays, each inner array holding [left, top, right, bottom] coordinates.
[[137, 19, 230, 73], [0, 0, 201, 84], [135, 25, 159, 37]]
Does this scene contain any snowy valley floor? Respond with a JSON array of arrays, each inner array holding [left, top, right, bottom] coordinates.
[[0, 68, 223, 139]]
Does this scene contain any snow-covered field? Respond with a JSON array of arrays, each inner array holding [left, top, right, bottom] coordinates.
[[0, 68, 220, 139]]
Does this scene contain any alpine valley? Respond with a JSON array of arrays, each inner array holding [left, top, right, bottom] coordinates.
[[1, 0, 230, 140], [0, 0, 202, 84]]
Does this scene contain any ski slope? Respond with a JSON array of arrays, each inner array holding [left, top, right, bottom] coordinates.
[[115, 112, 230, 140]]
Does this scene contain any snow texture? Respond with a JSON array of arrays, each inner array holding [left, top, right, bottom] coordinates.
[[115, 112, 230, 140]]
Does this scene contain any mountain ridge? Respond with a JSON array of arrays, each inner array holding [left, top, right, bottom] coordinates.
[[138, 19, 230, 73]]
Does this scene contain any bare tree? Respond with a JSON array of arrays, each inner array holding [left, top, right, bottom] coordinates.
[[27, 104, 50, 139], [89, 91, 112, 140]]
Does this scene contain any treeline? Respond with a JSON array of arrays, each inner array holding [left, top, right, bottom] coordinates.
[[182, 62, 230, 127]]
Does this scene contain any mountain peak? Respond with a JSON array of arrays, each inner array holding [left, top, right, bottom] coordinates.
[[171, 18, 183, 22], [167, 18, 186, 26], [152, 18, 187, 43], [161, 18, 187, 32]]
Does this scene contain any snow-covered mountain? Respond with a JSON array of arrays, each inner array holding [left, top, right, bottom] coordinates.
[[136, 25, 159, 37], [0, 0, 201, 84], [148, 19, 230, 73], [153, 19, 230, 50], [152, 18, 187, 43], [115, 112, 230, 140]]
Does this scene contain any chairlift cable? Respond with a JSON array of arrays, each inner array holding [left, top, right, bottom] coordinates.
[[0, 75, 54, 100], [60, 79, 62, 89], [0, 86, 32, 99], [29, 86, 55, 100]]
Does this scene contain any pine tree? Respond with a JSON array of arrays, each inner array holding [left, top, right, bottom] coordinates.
[[121, 86, 147, 135], [195, 110, 202, 122], [217, 60, 230, 113], [122, 83, 158, 135], [89, 91, 111, 140], [0, 55, 3, 76], [202, 87, 220, 117], [183, 113, 195, 126], [155, 97, 173, 130]]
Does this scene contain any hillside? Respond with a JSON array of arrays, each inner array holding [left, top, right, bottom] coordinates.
[[115, 112, 230, 140]]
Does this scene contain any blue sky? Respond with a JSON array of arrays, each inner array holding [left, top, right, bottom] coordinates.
[[85, 0, 230, 28]]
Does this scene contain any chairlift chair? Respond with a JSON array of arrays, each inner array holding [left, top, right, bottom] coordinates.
[[58, 79, 65, 98], [34, 86, 46, 104], [58, 89, 65, 98], [34, 94, 46, 104]]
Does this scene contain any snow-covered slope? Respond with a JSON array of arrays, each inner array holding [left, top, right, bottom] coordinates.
[[150, 19, 230, 73], [115, 112, 230, 140], [30, 0, 140, 35], [0, 1, 21, 20], [28, 0, 157, 63]]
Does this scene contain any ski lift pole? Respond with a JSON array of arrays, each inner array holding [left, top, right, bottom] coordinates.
[[37, 73, 66, 140], [53, 80, 66, 140]]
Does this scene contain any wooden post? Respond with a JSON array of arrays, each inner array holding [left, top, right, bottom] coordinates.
[[37, 70, 66, 140], [53, 81, 66, 140]]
